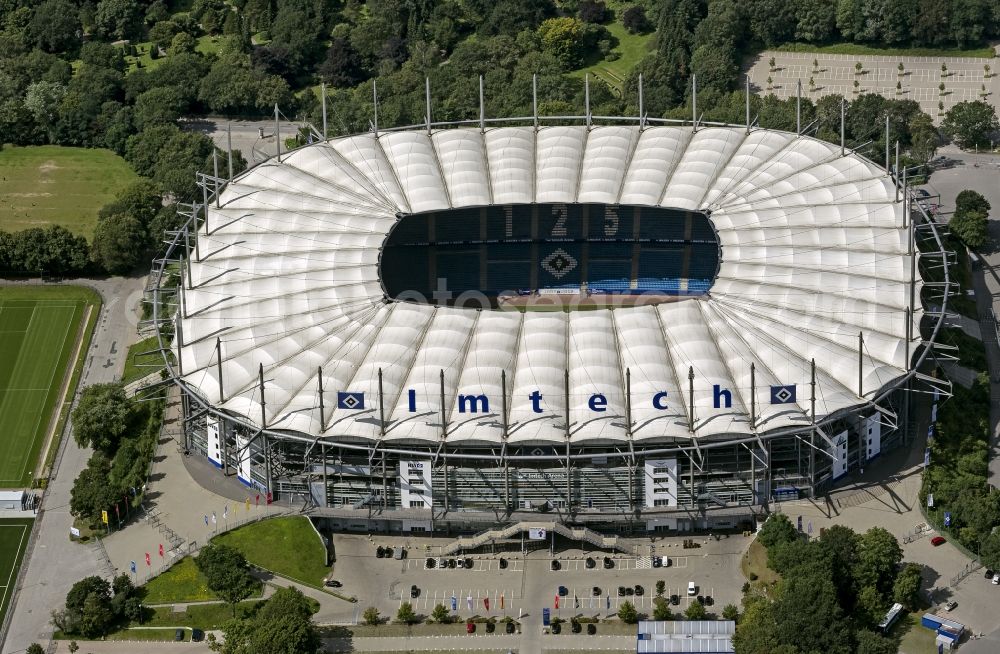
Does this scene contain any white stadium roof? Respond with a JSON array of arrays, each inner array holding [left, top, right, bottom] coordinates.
[[175, 124, 922, 447]]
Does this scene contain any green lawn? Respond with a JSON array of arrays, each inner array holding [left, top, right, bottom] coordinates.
[[122, 335, 167, 385], [0, 146, 139, 239], [142, 555, 264, 604], [896, 613, 937, 654], [125, 35, 221, 72], [570, 23, 654, 94], [0, 518, 33, 630], [0, 286, 98, 486], [773, 42, 995, 59], [740, 540, 782, 588], [142, 599, 263, 629], [212, 516, 330, 588]]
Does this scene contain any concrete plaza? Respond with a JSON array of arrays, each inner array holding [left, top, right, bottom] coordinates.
[[747, 50, 1000, 125]]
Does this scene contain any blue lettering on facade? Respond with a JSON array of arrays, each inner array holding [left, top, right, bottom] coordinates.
[[457, 394, 489, 413], [588, 394, 607, 412], [652, 391, 669, 410], [528, 390, 544, 413], [712, 384, 732, 409]]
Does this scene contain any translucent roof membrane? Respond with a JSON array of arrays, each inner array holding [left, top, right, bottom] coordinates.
[[177, 125, 921, 446]]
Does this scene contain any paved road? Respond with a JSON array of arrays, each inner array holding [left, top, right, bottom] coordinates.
[[181, 118, 303, 167], [2, 276, 146, 654]]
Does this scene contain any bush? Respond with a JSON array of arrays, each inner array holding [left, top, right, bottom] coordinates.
[[430, 603, 450, 623], [656, 580, 666, 596], [363, 607, 380, 625], [617, 600, 638, 624], [684, 600, 707, 620], [396, 602, 418, 624], [757, 514, 798, 548], [578, 0, 608, 23]]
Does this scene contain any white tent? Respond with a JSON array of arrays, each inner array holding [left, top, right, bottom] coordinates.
[[176, 125, 920, 446]]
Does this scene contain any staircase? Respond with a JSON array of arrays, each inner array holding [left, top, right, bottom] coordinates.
[[441, 521, 630, 555]]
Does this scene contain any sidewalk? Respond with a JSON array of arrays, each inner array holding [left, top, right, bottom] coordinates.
[[100, 385, 285, 586]]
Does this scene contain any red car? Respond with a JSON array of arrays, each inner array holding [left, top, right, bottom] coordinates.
[[931, 536, 946, 546], [466, 622, 475, 634]]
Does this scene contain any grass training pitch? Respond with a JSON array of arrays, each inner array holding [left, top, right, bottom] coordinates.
[[0, 286, 97, 487], [0, 145, 139, 239], [0, 518, 33, 631]]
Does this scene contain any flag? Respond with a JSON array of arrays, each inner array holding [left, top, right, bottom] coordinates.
[[130, 561, 136, 574], [451, 595, 457, 611], [554, 595, 559, 609], [145, 552, 151, 566], [337, 391, 365, 410], [606, 595, 611, 610], [114, 503, 120, 517], [466, 596, 473, 610], [500, 594, 504, 609], [484, 597, 490, 611], [266, 492, 273, 505], [159, 543, 164, 557], [223, 505, 228, 520], [204, 515, 209, 526], [255, 493, 260, 506], [770, 384, 796, 404], [245, 498, 251, 511], [212, 512, 217, 524], [101, 510, 108, 525]]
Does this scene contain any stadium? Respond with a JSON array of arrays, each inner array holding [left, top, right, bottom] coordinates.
[[150, 96, 949, 536]]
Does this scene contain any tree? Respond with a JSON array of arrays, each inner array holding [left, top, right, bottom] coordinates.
[[98, 180, 163, 228], [621, 6, 651, 34], [71, 383, 132, 452], [91, 213, 147, 274], [94, 0, 143, 40], [363, 607, 380, 625], [618, 600, 638, 623], [578, 0, 608, 24], [855, 527, 903, 596], [212, 587, 320, 654], [950, 207, 989, 248], [30, 0, 81, 54], [892, 563, 923, 611], [980, 530, 1000, 571], [69, 453, 118, 523], [652, 597, 673, 620], [684, 600, 707, 620], [757, 514, 798, 548], [854, 584, 886, 629], [722, 603, 739, 621], [133, 86, 186, 130], [431, 603, 450, 623], [318, 38, 365, 88], [656, 580, 666, 596], [26, 644, 45, 654], [79, 593, 115, 637], [956, 189, 991, 216], [856, 629, 897, 654], [747, 0, 795, 46], [537, 17, 585, 68], [195, 544, 258, 616], [64, 576, 114, 637], [772, 565, 853, 654], [396, 602, 418, 624], [794, 0, 836, 42], [942, 100, 999, 149]]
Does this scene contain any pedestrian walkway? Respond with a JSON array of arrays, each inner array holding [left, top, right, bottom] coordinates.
[[101, 385, 285, 586]]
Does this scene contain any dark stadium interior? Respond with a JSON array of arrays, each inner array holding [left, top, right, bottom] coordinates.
[[380, 204, 720, 306]]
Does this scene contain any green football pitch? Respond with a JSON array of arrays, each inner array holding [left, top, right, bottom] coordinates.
[[0, 287, 93, 487], [0, 518, 32, 630]]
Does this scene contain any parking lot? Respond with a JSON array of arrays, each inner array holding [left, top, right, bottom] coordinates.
[[332, 533, 745, 621]]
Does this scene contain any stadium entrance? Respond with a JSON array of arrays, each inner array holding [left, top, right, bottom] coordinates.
[[380, 204, 720, 307]]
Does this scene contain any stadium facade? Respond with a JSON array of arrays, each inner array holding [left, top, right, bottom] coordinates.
[[150, 100, 949, 535]]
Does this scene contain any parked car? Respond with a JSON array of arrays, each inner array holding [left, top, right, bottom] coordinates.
[[558, 585, 568, 597], [499, 558, 508, 569], [324, 579, 342, 588], [670, 594, 680, 606], [437, 557, 446, 569], [457, 558, 466, 569], [410, 584, 419, 598], [634, 585, 644, 596], [376, 546, 385, 558], [931, 536, 946, 546], [603, 557, 614, 569], [174, 629, 185, 642], [652, 556, 662, 568], [394, 547, 406, 560], [551, 622, 561, 634], [943, 601, 957, 611], [466, 622, 475, 634], [464, 558, 473, 569], [592, 586, 602, 596], [551, 560, 561, 571], [447, 558, 457, 569], [425, 558, 436, 569], [618, 586, 626, 597], [384, 547, 394, 558], [191, 629, 204, 642], [993, 573, 1000, 585], [585, 557, 596, 569], [662, 556, 672, 567], [688, 582, 697, 596], [505, 621, 516, 634], [984, 568, 995, 579]]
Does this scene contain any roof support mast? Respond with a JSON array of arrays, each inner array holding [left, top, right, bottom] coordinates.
[[532, 74, 538, 131], [321, 82, 328, 139], [425, 77, 432, 136], [688, 366, 695, 433], [840, 98, 846, 156], [626, 368, 636, 514], [691, 74, 698, 130], [895, 141, 900, 201], [796, 79, 801, 134], [372, 81, 379, 136], [638, 73, 645, 130], [212, 149, 220, 209], [809, 358, 816, 495], [502, 370, 510, 515], [216, 337, 224, 402], [885, 114, 890, 172], [479, 75, 485, 134], [749, 362, 756, 429], [564, 368, 572, 511], [745, 75, 751, 133], [317, 366, 325, 430], [226, 123, 233, 181], [585, 74, 592, 129], [858, 332, 864, 398], [440, 369, 449, 513], [274, 104, 281, 162]]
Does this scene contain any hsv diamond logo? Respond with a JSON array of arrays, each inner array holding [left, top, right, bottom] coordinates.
[[337, 392, 365, 410], [541, 248, 578, 279], [770, 385, 796, 404]]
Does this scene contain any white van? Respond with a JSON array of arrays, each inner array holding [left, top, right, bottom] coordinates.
[[688, 581, 697, 596]]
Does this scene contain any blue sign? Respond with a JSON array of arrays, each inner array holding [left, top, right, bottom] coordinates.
[[770, 385, 796, 404], [944, 512, 951, 527], [337, 392, 365, 410], [130, 560, 136, 574], [542, 608, 550, 626]]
